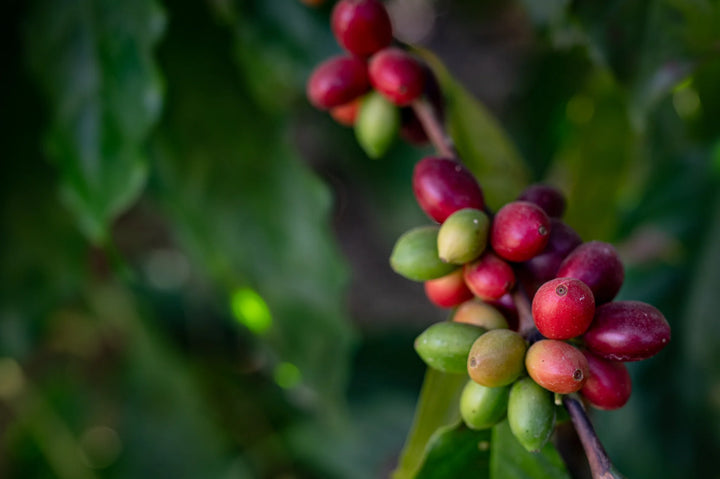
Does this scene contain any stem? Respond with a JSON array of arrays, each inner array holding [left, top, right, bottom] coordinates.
[[563, 395, 625, 479], [411, 98, 457, 159], [511, 287, 539, 339]]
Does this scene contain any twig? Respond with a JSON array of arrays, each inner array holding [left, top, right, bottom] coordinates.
[[411, 98, 457, 159], [511, 287, 540, 340]]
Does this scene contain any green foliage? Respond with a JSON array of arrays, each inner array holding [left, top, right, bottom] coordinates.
[[490, 420, 570, 479]]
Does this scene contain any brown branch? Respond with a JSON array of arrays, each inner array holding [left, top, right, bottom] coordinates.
[[411, 98, 457, 159]]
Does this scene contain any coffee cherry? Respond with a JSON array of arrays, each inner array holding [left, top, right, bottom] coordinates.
[[525, 340, 589, 394], [460, 380, 510, 430], [518, 184, 567, 218], [306, 55, 370, 110], [467, 329, 526, 388], [486, 293, 519, 331], [519, 219, 582, 295], [390, 226, 457, 281], [414, 322, 486, 374], [452, 299, 509, 330], [412, 157, 485, 223], [331, 0, 392, 57], [424, 269, 474, 308], [583, 301, 671, 361], [437, 208, 489, 264], [368, 48, 426, 106], [355, 91, 400, 158], [329, 97, 361, 126], [463, 252, 516, 301], [490, 201, 551, 262], [580, 350, 632, 410], [532, 278, 595, 340], [557, 241, 624, 304], [507, 377, 556, 453]]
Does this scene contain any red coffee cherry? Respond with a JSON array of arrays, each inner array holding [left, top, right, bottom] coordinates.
[[583, 301, 671, 361], [557, 241, 624, 304], [525, 340, 589, 394], [518, 184, 567, 218], [329, 97, 361, 126], [490, 201, 551, 262], [463, 252, 515, 301], [519, 219, 582, 295], [412, 157, 485, 223], [331, 0, 392, 57], [424, 269, 474, 308], [307, 55, 370, 110], [368, 48, 425, 106], [532, 278, 595, 340], [580, 350, 632, 410]]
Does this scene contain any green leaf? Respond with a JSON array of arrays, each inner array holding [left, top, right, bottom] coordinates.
[[420, 53, 531, 211], [490, 420, 570, 479], [25, 0, 166, 242], [415, 422, 491, 479]]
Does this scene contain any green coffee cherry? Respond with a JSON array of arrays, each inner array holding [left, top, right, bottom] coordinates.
[[460, 380, 510, 430], [355, 91, 400, 159], [390, 226, 458, 281], [414, 322, 486, 374], [437, 208, 489, 264], [452, 299, 509, 330], [467, 329, 526, 387], [508, 377, 556, 453]]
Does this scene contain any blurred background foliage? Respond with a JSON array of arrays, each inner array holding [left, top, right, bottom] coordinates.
[[1, 0, 719, 477]]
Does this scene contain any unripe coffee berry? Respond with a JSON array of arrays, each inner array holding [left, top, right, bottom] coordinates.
[[583, 300, 671, 361], [518, 184, 567, 218], [390, 226, 457, 281], [368, 48, 426, 106], [580, 350, 632, 410], [355, 91, 400, 158], [490, 201, 551, 262], [532, 278, 595, 339], [452, 299, 509, 330], [463, 252, 516, 301], [331, 0, 392, 57], [414, 322, 486, 374], [460, 380, 510, 430], [412, 157, 485, 223], [306, 55, 369, 110], [467, 329, 526, 388], [557, 241, 624, 304], [424, 269, 474, 308], [525, 340, 589, 394], [437, 208, 489, 264], [507, 377, 556, 453]]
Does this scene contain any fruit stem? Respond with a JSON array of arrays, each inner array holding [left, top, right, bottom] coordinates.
[[563, 395, 625, 479], [411, 97, 457, 159], [511, 288, 538, 339]]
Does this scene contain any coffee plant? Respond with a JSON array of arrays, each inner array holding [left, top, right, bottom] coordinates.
[[2, 0, 720, 478]]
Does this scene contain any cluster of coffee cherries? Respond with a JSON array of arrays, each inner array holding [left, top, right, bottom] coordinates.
[[306, 0, 443, 157], [394, 158, 671, 452]]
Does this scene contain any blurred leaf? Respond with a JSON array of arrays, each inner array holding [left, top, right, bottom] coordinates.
[[490, 420, 570, 479], [151, 0, 354, 417], [421, 52, 531, 211], [415, 422, 491, 479], [25, 0, 166, 241]]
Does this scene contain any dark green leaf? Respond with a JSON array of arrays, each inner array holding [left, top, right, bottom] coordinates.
[[25, 0, 166, 241], [490, 420, 570, 479], [415, 422, 491, 479]]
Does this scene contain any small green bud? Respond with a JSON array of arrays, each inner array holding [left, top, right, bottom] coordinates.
[[452, 299, 509, 330], [467, 329, 526, 388], [390, 226, 458, 281], [437, 208, 489, 264], [355, 91, 400, 159], [507, 377, 556, 453], [460, 380, 510, 430], [414, 322, 486, 374]]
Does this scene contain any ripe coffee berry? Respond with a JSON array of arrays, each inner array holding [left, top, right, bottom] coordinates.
[[368, 48, 426, 106], [519, 219, 582, 294], [463, 252, 516, 301], [532, 277, 595, 339], [412, 157, 485, 223], [490, 201, 551, 262], [518, 184, 567, 218], [331, 0, 392, 57], [525, 340, 589, 394], [580, 350, 632, 410], [557, 241, 624, 304], [329, 98, 361, 126], [307, 55, 369, 110], [583, 300, 671, 361], [424, 269, 474, 308]]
